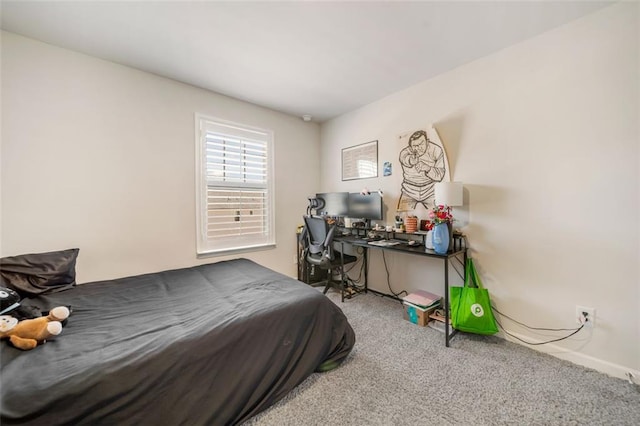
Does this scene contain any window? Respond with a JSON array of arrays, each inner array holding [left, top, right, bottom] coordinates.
[[196, 115, 275, 255]]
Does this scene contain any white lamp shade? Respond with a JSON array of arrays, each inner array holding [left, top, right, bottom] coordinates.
[[434, 182, 463, 206]]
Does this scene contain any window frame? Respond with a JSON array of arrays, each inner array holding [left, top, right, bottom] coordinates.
[[195, 114, 276, 256]]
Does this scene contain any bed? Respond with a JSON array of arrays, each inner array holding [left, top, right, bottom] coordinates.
[[0, 257, 355, 425]]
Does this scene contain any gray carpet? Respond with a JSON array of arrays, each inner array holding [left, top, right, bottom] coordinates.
[[245, 290, 640, 425]]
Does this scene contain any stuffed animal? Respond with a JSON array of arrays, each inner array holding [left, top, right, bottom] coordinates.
[[0, 286, 70, 350], [0, 306, 70, 350]]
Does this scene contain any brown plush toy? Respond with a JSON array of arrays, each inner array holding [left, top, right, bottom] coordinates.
[[0, 306, 70, 350]]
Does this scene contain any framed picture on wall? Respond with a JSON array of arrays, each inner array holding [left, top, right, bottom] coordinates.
[[342, 140, 378, 181]]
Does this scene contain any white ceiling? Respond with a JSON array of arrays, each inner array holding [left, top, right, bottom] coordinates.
[[1, 1, 611, 122]]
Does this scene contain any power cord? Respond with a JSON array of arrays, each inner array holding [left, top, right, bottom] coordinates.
[[494, 316, 585, 345], [336, 257, 365, 292], [492, 307, 589, 345], [381, 250, 407, 299], [492, 305, 583, 331], [451, 256, 465, 281], [343, 256, 361, 275], [344, 255, 365, 289]]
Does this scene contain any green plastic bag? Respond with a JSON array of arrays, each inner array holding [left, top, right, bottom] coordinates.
[[450, 258, 499, 335]]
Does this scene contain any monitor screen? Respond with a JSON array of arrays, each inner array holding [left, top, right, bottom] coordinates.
[[315, 192, 349, 217], [348, 192, 383, 220]]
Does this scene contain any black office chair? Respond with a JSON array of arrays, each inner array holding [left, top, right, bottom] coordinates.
[[302, 215, 357, 301]]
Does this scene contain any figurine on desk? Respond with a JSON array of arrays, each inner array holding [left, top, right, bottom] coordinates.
[[394, 215, 404, 232]]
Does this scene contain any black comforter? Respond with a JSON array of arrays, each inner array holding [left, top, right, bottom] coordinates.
[[0, 258, 355, 425]]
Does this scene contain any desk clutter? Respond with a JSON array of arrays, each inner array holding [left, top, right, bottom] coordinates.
[[302, 190, 468, 346], [338, 223, 467, 254]]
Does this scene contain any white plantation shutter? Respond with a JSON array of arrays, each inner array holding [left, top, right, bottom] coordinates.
[[196, 115, 275, 255]]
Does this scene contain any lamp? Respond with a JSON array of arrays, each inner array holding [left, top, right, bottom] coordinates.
[[434, 181, 463, 207]]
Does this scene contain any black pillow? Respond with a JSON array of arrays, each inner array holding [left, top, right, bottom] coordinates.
[[0, 248, 79, 297]]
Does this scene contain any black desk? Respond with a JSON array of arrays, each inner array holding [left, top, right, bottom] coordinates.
[[335, 235, 467, 347]]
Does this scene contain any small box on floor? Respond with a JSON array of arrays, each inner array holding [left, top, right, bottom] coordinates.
[[402, 303, 437, 327]]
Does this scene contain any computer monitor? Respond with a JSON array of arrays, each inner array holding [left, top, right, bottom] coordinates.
[[315, 192, 349, 217], [348, 192, 383, 221]]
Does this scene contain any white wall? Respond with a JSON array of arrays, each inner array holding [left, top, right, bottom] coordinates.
[[1, 31, 320, 282], [321, 3, 639, 379]]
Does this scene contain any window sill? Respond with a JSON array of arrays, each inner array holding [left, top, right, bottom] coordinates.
[[196, 243, 276, 259]]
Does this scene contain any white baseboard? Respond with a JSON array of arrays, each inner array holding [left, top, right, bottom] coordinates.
[[501, 329, 640, 382]]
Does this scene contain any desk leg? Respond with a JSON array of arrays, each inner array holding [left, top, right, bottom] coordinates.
[[340, 247, 345, 303], [363, 247, 369, 293], [444, 257, 451, 347], [339, 242, 347, 302], [444, 252, 465, 347]]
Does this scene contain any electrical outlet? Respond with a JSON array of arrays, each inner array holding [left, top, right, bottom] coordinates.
[[576, 305, 595, 328]]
